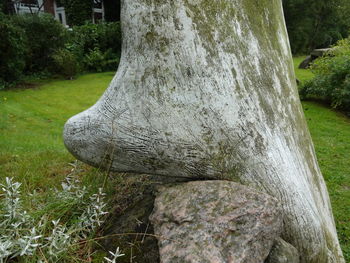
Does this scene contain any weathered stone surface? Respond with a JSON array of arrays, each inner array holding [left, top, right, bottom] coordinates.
[[266, 238, 300, 263], [150, 181, 283, 263]]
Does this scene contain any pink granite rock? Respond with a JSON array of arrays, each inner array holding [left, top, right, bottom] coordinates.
[[150, 180, 283, 263]]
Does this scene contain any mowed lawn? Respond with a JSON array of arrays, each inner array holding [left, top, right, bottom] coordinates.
[[0, 72, 114, 190], [0, 60, 349, 260], [302, 100, 350, 259], [293, 56, 314, 83]]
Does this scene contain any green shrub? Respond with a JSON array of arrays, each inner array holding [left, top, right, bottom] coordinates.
[[11, 14, 67, 73], [52, 49, 79, 79], [300, 38, 350, 113], [95, 22, 122, 56], [69, 22, 121, 70], [83, 48, 105, 72], [0, 13, 27, 87], [0, 16, 121, 86], [83, 48, 119, 72], [70, 22, 121, 55]]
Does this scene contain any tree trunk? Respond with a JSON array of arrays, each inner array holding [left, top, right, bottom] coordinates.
[[63, 0, 344, 262]]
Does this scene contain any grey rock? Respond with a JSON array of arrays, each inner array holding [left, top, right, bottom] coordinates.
[[299, 48, 333, 69], [265, 238, 300, 263], [298, 55, 312, 69], [150, 180, 283, 263]]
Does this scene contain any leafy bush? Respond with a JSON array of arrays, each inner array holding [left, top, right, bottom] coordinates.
[[0, 173, 123, 262], [0, 16, 121, 86], [52, 48, 79, 79], [83, 48, 107, 72], [93, 22, 122, 56], [11, 14, 67, 73], [0, 13, 27, 87], [84, 48, 120, 72], [300, 38, 350, 113], [69, 22, 121, 59], [65, 22, 121, 72]]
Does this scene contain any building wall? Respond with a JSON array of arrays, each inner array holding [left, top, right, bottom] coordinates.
[[14, 0, 106, 26], [43, 0, 55, 15]]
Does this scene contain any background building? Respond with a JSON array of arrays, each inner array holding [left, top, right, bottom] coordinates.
[[12, 0, 105, 26]]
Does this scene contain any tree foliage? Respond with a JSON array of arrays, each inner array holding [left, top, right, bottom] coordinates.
[[61, 0, 93, 26], [1, 0, 16, 14], [67, 22, 121, 73], [283, 0, 350, 54]]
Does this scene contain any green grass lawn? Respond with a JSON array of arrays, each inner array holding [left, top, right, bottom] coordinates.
[[0, 61, 349, 261], [0, 72, 114, 190], [294, 57, 350, 260], [293, 56, 314, 83], [302, 101, 350, 260]]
